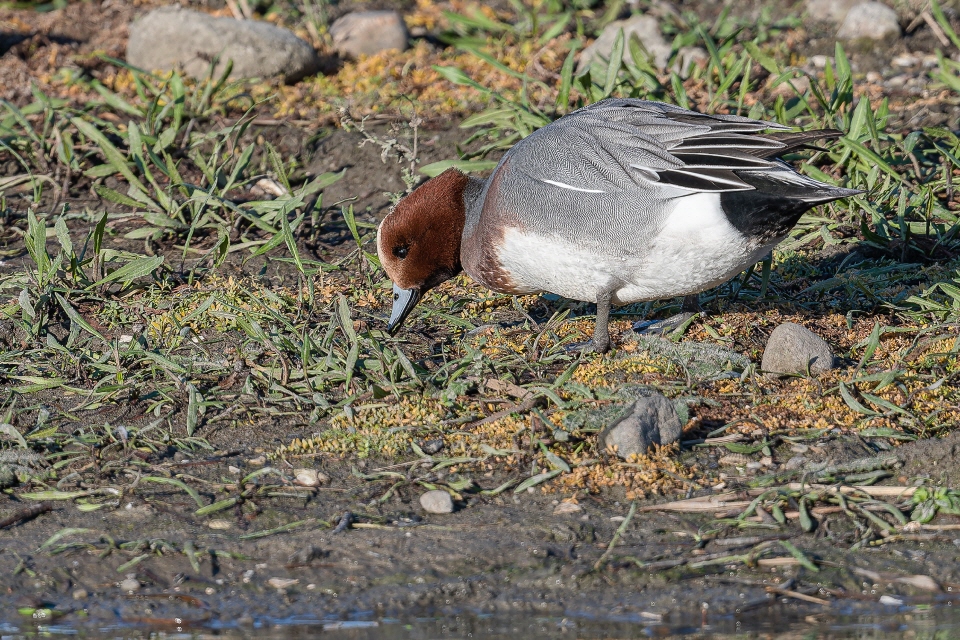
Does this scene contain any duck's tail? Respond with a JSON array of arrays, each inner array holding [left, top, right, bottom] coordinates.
[[719, 162, 862, 241]]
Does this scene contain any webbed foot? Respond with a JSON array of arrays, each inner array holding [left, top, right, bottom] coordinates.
[[632, 312, 697, 335]]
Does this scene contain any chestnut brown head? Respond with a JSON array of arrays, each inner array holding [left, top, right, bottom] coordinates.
[[376, 168, 469, 334]]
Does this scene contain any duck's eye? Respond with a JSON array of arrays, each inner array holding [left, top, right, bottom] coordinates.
[[393, 245, 409, 259]]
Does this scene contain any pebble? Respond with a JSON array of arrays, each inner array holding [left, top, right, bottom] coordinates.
[[599, 388, 682, 459], [767, 74, 810, 98], [419, 489, 454, 514], [248, 455, 266, 466], [836, 2, 901, 41], [72, 588, 88, 600], [805, 0, 859, 23], [784, 455, 808, 470], [293, 468, 327, 487], [207, 519, 233, 530], [267, 577, 299, 590], [127, 6, 320, 82], [118, 578, 140, 593], [329, 10, 409, 59], [578, 14, 671, 73], [761, 323, 835, 376], [892, 53, 919, 67], [553, 501, 582, 515]]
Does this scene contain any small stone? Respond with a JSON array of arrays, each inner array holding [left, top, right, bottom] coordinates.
[[892, 53, 919, 67], [419, 489, 454, 514], [207, 519, 233, 530], [578, 14, 671, 73], [553, 502, 582, 515], [329, 10, 409, 59], [420, 438, 444, 455], [289, 545, 326, 565], [267, 577, 299, 590], [761, 323, 835, 376], [836, 2, 901, 41], [228, 465, 241, 474], [293, 468, 320, 487], [118, 578, 140, 593], [784, 455, 808, 470], [599, 389, 682, 459], [72, 588, 88, 600], [810, 54, 830, 69], [805, 0, 859, 23], [127, 6, 320, 82], [248, 455, 266, 466], [767, 74, 810, 98]]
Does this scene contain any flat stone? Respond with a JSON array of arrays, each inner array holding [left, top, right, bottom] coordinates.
[[294, 468, 325, 487], [329, 10, 409, 59], [599, 389, 682, 460], [553, 502, 582, 515], [836, 2, 901, 41], [419, 489, 454, 514], [72, 589, 88, 600], [127, 6, 320, 82], [805, 0, 859, 23], [761, 323, 835, 376], [578, 14, 671, 73]]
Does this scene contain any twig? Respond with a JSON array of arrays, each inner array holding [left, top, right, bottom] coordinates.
[[594, 501, 636, 571], [467, 395, 538, 430], [766, 585, 830, 605], [0, 502, 53, 529], [922, 10, 952, 47]]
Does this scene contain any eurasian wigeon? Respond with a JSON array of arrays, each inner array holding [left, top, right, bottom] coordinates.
[[377, 98, 860, 352]]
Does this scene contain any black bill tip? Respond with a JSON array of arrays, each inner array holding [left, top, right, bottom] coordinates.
[[386, 284, 421, 335]]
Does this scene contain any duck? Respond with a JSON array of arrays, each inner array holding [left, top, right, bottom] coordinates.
[[376, 98, 860, 353]]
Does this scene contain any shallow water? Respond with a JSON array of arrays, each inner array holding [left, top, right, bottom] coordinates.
[[7, 605, 960, 639]]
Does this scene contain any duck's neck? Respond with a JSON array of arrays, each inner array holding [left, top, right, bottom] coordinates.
[[462, 176, 486, 242]]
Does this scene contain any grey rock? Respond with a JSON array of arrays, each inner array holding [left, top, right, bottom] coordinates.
[[599, 388, 682, 460], [805, 0, 860, 23], [761, 323, 835, 376], [837, 2, 901, 41], [127, 6, 320, 82], [578, 14, 671, 73], [330, 10, 409, 59], [419, 489, 454, 514]]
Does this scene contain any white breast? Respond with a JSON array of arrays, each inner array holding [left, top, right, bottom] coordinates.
[[494, 192, 773, 305]]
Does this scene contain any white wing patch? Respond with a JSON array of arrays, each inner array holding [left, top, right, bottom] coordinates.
[[540, 179, 605, 194]]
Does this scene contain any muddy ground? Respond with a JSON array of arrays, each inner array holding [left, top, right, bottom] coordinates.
[[2, 0, 960, 637], [4, 430, 960, 636]]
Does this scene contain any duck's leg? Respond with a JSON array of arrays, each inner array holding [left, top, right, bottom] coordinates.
[[633, 294, 701, 335], [591, 293, 612, 353], [564, 293, 613, 354]]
